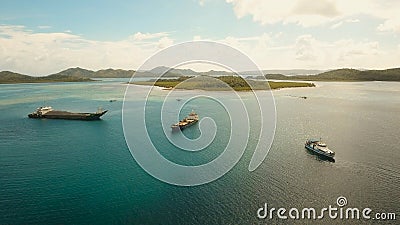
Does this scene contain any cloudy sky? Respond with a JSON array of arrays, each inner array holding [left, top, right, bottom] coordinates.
[[0, 0, 399, 75]]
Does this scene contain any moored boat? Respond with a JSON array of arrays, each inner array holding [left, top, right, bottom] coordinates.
[[305, 138, 335, 158], [171, 110, 199, 131], [28, 106, 107, 121]]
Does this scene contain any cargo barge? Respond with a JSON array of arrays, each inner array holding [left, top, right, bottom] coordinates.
[[28, 106, 107, 121]]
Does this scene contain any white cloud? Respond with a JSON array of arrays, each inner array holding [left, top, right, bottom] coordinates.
[[330, 18, 360, 29], [157, 36, 174, 49], [226, 0, 400, 32], [290, 35, 383, 69], [0, 25, 398, 75], [219, 33, 274, 58], [292, 0, 339, 17], [217, 32, 398, 70], [225, 0, 342, 26], [347, 19, 360, 23], [295, 35, 317, 61], [330, 21, 344, 30], [131, 32, 169, 41], [377, 17, 400, 33], [0, 26, 174, 75]]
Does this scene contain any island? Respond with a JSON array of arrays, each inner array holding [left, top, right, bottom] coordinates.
[[2, 66, 399, 84], [263, 68, 400, 81], [130, 76, 315, 91], [0, 71, 94, 84], [0, 67, 182, 84]]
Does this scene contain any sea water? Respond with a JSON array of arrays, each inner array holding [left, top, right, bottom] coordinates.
[[0, 80, 399, 224]]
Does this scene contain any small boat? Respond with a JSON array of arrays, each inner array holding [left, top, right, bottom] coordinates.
[[171, 110, 199, 131], [305, 138, 335, 159], [28, 106, 107, 121]]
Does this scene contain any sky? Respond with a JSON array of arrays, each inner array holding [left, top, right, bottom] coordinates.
[[0, 0, 399, 75]]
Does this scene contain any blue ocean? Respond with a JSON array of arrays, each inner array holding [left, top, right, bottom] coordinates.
[[1, 80, 399, 224]]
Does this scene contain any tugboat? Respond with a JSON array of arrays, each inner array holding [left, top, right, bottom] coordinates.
[[171, 110, 199, 131], [28, 106, 107, 120], [305, 138, 335, 159]]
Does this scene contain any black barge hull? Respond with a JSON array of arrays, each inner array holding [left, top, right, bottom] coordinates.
[[28, 110, 108, 121]]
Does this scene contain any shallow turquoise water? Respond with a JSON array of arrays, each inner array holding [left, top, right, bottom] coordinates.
[[0, 80, 399, 224]]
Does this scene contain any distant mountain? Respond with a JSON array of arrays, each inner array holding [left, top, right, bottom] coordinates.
[[264, 68, 400, 81], [241, 69, 325, 76], [0, 71, 34, 83], [49, 67, 181, 78], [136, 67, 182, 77], [314, 68, 400, 81], [264, 74, 293, 80], [146, 66, 232, 76], [49, 67, 134, 78], [263, 69, 324, 76], [2, 67, 400, 84], [202, 70, 234, 76], [0, 70, 93, 84], [95, 69, 135, 78], [0, 67, 184, 83], [49, 67, 96, 77], [148, 66, 198, 76], [161, 69, 322, 76]]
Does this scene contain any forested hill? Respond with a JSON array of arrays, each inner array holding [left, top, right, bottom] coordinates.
[[2, 67, 400, 84], [265, 68, 400, 81], [0, 70, 93, 84]]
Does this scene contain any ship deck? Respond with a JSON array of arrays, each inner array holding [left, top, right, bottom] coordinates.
[[44, 111, 91, 116]]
